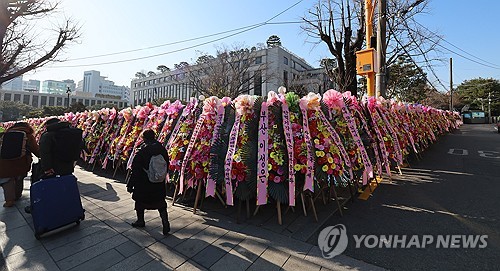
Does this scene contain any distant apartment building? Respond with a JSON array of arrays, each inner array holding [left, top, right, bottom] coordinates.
[[23, 80, 41, 92], [130, 45, 331, 106], [1, 76, 23, 91], [0, 89, 128, 109], [41, 79, 76, 95], [76, 70, 130, 102]]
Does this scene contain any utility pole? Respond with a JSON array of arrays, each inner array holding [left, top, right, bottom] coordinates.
[[449, 58, 453, 111], [488, 92, 491, 123], [66, 87, 72, 108], [365, 0, 375, 97], [376, 0, 387, 98]]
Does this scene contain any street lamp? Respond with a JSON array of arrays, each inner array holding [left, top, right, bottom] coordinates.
[[66, 87, 72, 108]]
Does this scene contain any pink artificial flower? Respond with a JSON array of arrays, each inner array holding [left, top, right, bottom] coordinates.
[[323, 89, 344, 110], [267, 91, 280, 104]]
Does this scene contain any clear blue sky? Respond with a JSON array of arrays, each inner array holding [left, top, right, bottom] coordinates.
[[23, 0, 500, 92]]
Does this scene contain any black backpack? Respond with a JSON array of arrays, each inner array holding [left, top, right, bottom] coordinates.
[[53, 127, 83, 161], [0, 130, 28, 160]]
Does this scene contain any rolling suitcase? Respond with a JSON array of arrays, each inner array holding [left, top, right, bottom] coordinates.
[[30, 174, 85, 239]]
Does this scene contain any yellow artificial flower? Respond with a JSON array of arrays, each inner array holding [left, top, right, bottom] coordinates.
[[316, 150, 325, 157], [327, 157, 334, 164], [314, 138, 320, 145], [322, 165, 329, 172], [294, 164, 302, 171], [268, 163, 272, 170]]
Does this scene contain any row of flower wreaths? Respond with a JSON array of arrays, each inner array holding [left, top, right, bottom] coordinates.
[[2, 88, 462, 208]]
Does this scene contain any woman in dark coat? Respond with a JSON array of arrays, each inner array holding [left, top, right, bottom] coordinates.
[[127, 129, 170, 235], [0, 122, 40, 207]]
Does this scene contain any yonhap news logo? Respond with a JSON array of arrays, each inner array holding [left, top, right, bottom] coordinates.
[[318, 224, 488, 258], [317, 224, 348, 258]]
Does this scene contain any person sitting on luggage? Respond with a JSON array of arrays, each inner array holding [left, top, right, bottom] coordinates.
[[127, 129, 170, 235], [0, 122, 40, 207]]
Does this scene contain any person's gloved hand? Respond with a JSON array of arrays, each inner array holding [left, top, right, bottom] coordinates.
[[127, 186, 134, 193]]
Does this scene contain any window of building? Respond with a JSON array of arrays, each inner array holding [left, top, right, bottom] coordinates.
[[284, 57, 288, 65], [97, 100, 101, 105], [255, 56, 262, 64], [91, 100, 96, 106], [41, 96, 47, 106], [49, 96, 55, 106], [4, 93, 11, 101], [253, 70, 262, 96], [71, 98, 76, 104], [283, 70, 288, 88], [56, 97, 63, 106], [14, 94, 21, 101], [32, 96, 39, 107], [23, 95, 30, 105], [85, 99, 90, 106]]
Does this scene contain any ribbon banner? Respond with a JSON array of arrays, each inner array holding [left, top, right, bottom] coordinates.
[[378, 109, 403, 165], [206, 104, 226, 197], [281, 102, 296, 206], [318, 110, 352, 169], [369, 110, 392, 176], [341, 105, 373, 183], [299, 102, 315, 193], [179, 115, 206, 194], [256, 102, 269, 205], [224, 116, 241, 206]]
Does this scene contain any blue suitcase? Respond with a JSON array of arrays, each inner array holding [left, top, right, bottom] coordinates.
[[30, 174, 85, 239]]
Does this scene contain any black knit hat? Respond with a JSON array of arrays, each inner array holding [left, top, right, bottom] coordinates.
[[44, 118, 60, 127]]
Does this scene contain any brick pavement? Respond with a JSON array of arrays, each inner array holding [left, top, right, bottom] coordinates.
[[0, 165, 384, 271]]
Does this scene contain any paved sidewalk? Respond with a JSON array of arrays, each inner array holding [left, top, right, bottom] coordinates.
[[0, 165, 384, 271]]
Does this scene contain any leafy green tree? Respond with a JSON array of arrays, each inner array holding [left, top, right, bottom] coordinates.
[[0, 101, 34, 121], [386, 56, 428, 103], [89, 103, 118, 111], [42, 106, 66, 117], [68, 102, 87, 113], [456, 78, 500, 115]]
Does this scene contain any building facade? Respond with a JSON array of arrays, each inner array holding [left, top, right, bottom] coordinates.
[[0, 89, 128, 109], [130, 46, 329, 106], [1, 76, 23, 91], [22, 80, 41, 92], [41, 80, 76, 95], [78, 70, 130, 102]]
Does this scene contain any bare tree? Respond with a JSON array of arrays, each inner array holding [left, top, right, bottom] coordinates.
[[303, 0, 365, 97], [303, 0, 443, 98], [0, 0, 80, 85], [181, 45, 270, 99], [384, 0, 444, 90]]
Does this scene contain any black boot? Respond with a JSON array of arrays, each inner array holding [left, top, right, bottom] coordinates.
[[131, 210, 145, 227], [159, 208, 170, 235]]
